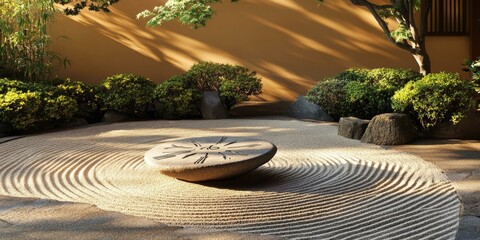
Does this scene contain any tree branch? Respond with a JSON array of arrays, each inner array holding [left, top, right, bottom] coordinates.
[[406, 0, 421, 50], [350, 0, 415, 53]]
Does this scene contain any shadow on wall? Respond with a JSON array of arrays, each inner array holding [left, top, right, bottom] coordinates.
[[50, 0, 418, 101]]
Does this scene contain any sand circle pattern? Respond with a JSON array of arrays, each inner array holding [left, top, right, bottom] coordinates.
[[144, 136, 277, 181], [0, 119, 461, 239]]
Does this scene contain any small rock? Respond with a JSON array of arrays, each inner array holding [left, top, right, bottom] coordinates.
[[428, 110, 480, 140], [338, 117, 370, 140], [0, 122, 13, 138], [101, 111, 128, 123], [200, 91, 229, 119], [288, 96, 334, 121], [361, 113, 417, 145]]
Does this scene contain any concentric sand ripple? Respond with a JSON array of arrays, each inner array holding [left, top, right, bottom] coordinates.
[[0, 119, 460, 239]]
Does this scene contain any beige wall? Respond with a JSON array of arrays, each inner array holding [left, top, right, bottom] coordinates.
[[427, 36, 470, 74], [50, 0, 470, 101]]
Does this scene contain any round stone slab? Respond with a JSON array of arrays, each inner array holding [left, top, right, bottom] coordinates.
[[144, 136, 277, 182]]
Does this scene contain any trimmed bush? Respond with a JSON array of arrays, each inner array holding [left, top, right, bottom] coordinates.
[[154, 62, 262, 119], [335, 68, 369, 82], [306, 78, 351, 120], [185, 61, 262, 110], [53, 78, 101, 123], [99, 74, 155, 118], [392, 72, 476, 130], [154, 75, 202, 119], [307, 68, 421, 120], [0, 78, 77, 130], [344, 81, 384, 119], [367, 68, 422, 92], [0, 90, 43, 130]]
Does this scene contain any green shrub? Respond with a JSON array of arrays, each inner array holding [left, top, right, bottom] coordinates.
[[335, 68, 369, 82], [0, 90, 43, 130], [344, 81, 385, 119], [42, 94, 78, 122], [153, 62, 262, 119], [0, 78, 37, 93], [185, 61, 262, 109], [0, 78, 77, 130], [367, 68, 422, 92], [306, 78, 351, 120], [54, 78, 101, 123], [307, 68, 421, 120], [392, 72, 476, 130], [99, 74, 155, 118], [154, 75, 202, 119]]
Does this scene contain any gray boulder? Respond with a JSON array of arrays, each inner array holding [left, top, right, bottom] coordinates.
[[428, 110, 480, 140], [338, 117, 370, 140], [101, 111, 128, 123], [144, 136, 277, 182], [288, 96, 334, 121], [200, 91, 229, 119], [0, 122, 13, 138], [361, 113, 417, 145]]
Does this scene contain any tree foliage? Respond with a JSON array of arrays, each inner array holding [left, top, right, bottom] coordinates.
[[53, 0, 120, 15], [137, 0, 236, 29]]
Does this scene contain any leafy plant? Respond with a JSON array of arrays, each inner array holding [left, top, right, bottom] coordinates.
[[153, 62, 261, 119], [0, 90, 43, 130], [335, 68, 369, 82], [53, 78, 101, 123], [154, 75, 202, 119], [367, 68, 422, 92], [185, 61, 262, 110], [307, 68, 420, 120], [0, 0, 67, 81], [306, 78, 351, 120], [0, 78, 77, 130], [99, 74, 156, 118], [392, 72, 476, 130], [344, 81, 384, 119]]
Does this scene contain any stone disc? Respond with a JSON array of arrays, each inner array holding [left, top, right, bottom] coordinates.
[[144, 136, 277, 182]]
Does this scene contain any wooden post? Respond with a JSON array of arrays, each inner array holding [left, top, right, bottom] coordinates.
[[472, 0, 480, 58]]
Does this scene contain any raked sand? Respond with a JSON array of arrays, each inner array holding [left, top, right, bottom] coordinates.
[[0, 118, 461, 239]]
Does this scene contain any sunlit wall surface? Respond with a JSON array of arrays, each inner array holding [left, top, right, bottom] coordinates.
[[49, 0, 470, 101]]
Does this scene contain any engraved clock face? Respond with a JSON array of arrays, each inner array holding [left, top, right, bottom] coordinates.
[[144, 137, 276, 168]]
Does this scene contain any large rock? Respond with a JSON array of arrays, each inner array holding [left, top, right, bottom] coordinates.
[[338, 117, 370, 140], [144, 136, 277, 182], [428, 110, 480, 140], [200, 91, 229, 119], [101, 110, 128, 123], [288, 96, 334, 121], [361, 113, 417, 145]]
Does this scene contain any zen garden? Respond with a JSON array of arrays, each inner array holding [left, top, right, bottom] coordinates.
[[0, 0, 479, 239]]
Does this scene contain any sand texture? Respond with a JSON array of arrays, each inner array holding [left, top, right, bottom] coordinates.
[[0, 118, 461, 239]]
